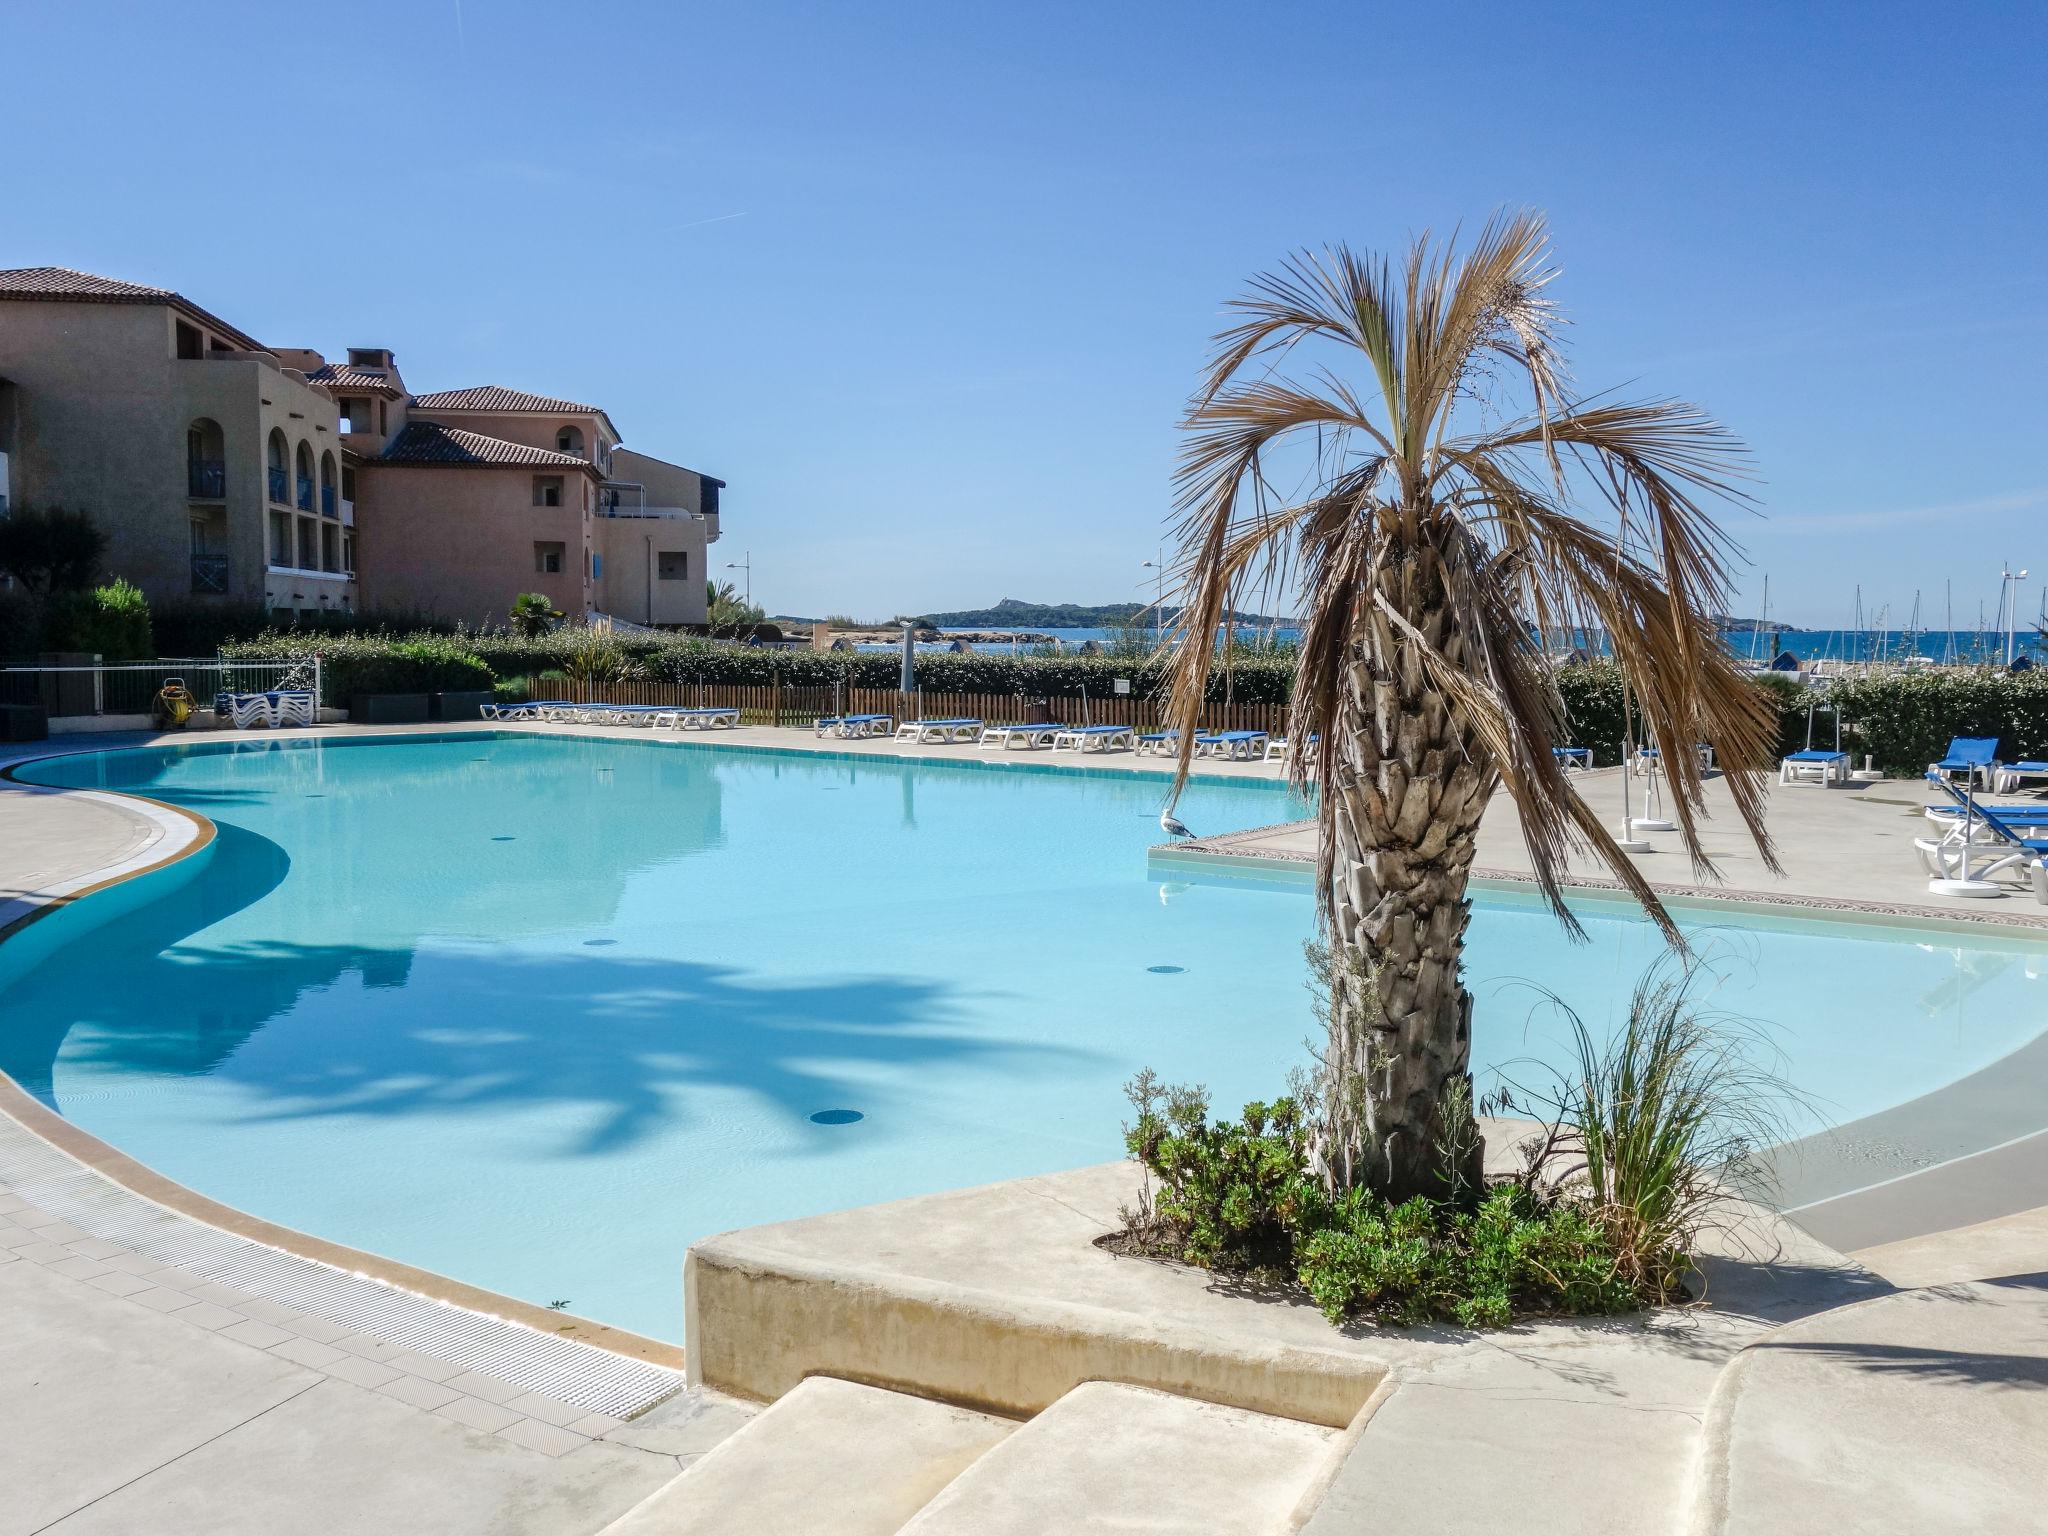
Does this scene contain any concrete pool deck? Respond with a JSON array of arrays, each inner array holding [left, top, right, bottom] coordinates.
[[6, 721, 2048, 1531]]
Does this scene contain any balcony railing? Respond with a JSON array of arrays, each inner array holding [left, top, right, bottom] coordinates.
[[320, 485, 336, 517], [268, 466, 289, 503], [297, 475, 315, 511], [190, 554, 229, 595], [187, 459, 226, 499]]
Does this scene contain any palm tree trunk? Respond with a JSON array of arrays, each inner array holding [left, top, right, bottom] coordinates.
[[1315, 581, 1494, 1201]]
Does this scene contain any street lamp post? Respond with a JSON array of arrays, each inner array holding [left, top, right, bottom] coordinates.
[[1140, 551, 1165, 640], [725, 552, 752, 608], [2002, 564, 2031, 666]]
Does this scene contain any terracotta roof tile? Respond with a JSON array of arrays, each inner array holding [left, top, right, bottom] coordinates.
[[0, 266, 264, 351], [378, 422, 596, 470], [410, 385, 604, 415], [305, 363, 404, 395]]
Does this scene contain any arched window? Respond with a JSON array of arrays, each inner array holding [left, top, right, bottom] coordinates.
[[267, 429, 290, 504], [555, 424, 585, 457], [186, 418, 225, 498], [295, 441, 314, 510], [319, 451, 338, 517]]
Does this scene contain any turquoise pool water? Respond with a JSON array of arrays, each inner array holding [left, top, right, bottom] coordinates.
[[4, 733, 2045, 1341]]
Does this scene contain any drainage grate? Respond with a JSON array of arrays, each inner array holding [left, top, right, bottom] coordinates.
[[0, 1114, 684, 1418]]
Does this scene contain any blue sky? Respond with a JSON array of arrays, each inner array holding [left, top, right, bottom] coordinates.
[[4, 1, 2043, 625]]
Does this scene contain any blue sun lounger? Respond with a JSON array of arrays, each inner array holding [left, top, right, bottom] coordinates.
[[894, 718, 983, 744], [1052, 724, 1135, 753], [1915, 775, 2048, 901], [1195, 729, 1271, 761], [1779, 747, 1851, 787], [1553, 746, 1593, 771], [1929, 737, 2000, 789], [1994, 760, 2048, 793], [977, 723, 1062, 749], [1136, 731, 1180, 756]]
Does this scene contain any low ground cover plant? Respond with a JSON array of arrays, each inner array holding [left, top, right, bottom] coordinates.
[[1113, 952, 1788, 1329]]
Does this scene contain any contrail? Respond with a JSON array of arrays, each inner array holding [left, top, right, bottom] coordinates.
[[677, 212, 748, 231]]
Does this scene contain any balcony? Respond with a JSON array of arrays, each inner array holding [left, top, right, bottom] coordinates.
[[297, 475, 315, 512], [321, 485, 336, 517], [187, 460, 226, 499], [268, 466, 289, 503], [190, 554, 229, 595]]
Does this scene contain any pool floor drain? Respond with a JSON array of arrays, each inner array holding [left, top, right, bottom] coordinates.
[[491, 835, 516, 842], [810, 1109, 863, 1126], [1147, 965, 1186, 975], [583, 939, 617, 947]]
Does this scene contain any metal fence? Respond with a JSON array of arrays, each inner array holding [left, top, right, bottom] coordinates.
[[0, 658, 321, 720]]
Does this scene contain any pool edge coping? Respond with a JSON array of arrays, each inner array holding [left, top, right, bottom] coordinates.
[[0, 749, 689, 1375]]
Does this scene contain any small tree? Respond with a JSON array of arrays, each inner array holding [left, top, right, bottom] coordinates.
[[705, 579, 765, 638], [0, 506, 107, 593], [509, 592, 557, 639]]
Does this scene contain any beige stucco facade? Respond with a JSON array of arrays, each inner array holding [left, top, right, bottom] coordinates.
[[0, 298, 359, 620], [354, 462, 598, 625], [1, 272, 726, 633]]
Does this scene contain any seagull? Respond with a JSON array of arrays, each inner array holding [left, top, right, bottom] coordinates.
[[1159, 808, 1195, 840]]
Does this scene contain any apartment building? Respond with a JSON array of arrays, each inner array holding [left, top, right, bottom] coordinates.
[[0, 267, 723, 628]]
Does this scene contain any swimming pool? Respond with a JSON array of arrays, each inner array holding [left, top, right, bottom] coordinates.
[[4, 733, 2044, 1341]]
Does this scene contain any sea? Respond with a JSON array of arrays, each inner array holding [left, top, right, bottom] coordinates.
[[884, 627, 2048, 664]]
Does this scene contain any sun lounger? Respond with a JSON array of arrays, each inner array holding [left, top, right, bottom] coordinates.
[[1915, 775, 2048, 901], [1051, 724, 1135, 753], [1136, 731, 1180, 757], [1779, 747, 1851, 787], [815, 714, 894, 739], [1925, 801, 2048, 825], [1929, 737, 2000, 790], [670, 706, 740, 730], [1194, 729, 1271, 761], [226, 692, 272, 730], [1553, 746, 1593, 772], [1632, 743, 1715, 775], [977, 723, 1062, 749], [1993, 760, 2048, 794], [894, 718, 983, 744], [1264, 732, 1321, 762]]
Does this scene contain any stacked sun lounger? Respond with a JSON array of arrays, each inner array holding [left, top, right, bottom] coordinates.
[[977, 723, 1062, 749], [1051, 724, 1135, 753], [224, 690, 317, 729], [1993, 760, 2048, 794], [1915, 774, 2048, 902], [815, 714, 895, 739], [894, 718, 983, 744]]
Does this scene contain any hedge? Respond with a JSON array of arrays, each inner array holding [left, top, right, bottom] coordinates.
[[1826, 668, 2048, 774]]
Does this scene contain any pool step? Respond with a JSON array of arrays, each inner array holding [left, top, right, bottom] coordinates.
[[597, 1375, 1014, 1536], [898, 1381, 1339, 1535]]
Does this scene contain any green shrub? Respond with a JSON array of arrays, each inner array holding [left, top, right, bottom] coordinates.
[[1826, 667, 2048, 774], [44, 577, 154, 660], [1553, 660, 1810, 767], [224, 633, 490, 703]]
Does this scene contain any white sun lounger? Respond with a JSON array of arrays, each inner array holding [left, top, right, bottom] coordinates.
[[1194, 729, 1270, 761], [815, 714, 894, 739], [895, 718, 983, 744], [978, 723, 1062, 750], [1052, 724, 1135, 753], [670, 707, 740, 730]]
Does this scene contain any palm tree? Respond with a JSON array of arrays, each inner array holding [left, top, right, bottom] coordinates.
[[1167, 212, 1781, 1200]]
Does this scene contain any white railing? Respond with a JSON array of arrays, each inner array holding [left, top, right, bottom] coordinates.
[[1, 658, 323, 722]]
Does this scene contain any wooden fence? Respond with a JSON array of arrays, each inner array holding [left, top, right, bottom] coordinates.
[[584, 678, 1289, 737]]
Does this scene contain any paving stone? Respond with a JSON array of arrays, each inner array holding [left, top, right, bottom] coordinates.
[[45, 1254, 113, 1281], [190, 1281, 257, 1307], [502, 1391, 586, 1428], [85, 1271, 154, 1298], [602, 1396, 755, 1456], [63, 1237, 130, 1261], [389, 1351, 464, 1384], [234, 1298, 308, 1327], [21, 1218, 87, 1243], [14, 1208, 71, 1230], [568, 1412, 626, 1437], [271, 1336, 348, 1370], [435, 1395, 525, 1434], [99, 1252, 162, 1276], [131, 1285, 202, 1312], [281, 1313, 352, 1345], [15, 1241, 75, 1264], [0, 1226, 47, 1251], [0, 1193, 31, 1215], [442, 1369, 527, 1405], [496, 1417, 589, 1457], [220, 1318, 296, 1349], [173, 1300, 247, 1331], [334, 1332, 406, 1363], [322, 1354, 403, 1391], [378, 1374, 462, 1412], [141, 1266, 210, 1291]]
